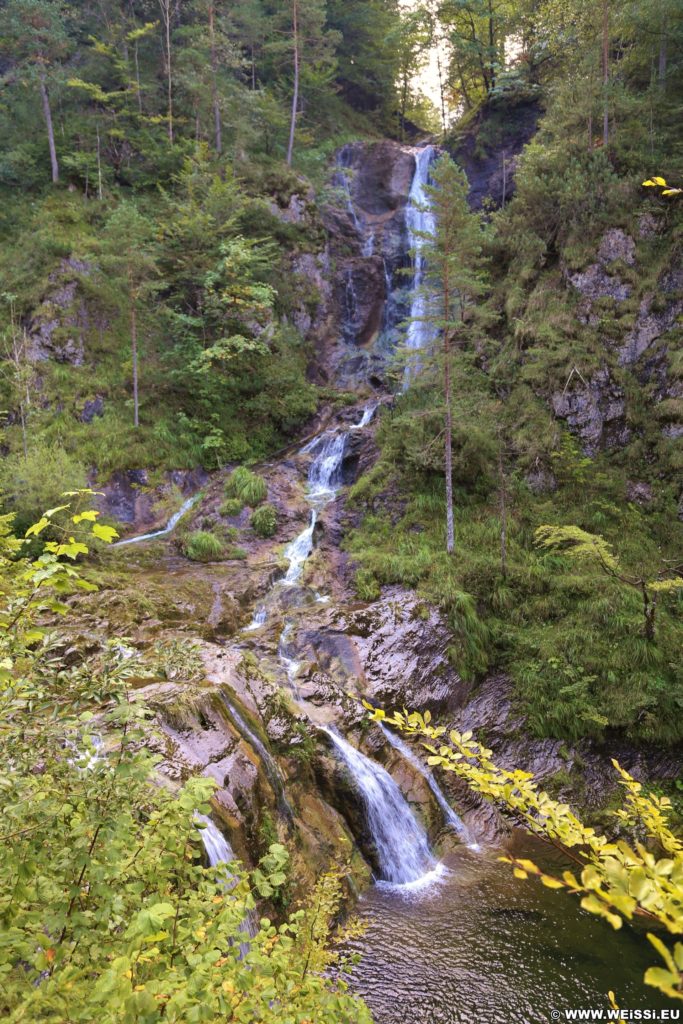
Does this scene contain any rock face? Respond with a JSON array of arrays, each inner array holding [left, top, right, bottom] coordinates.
[[343, 586, 471, 714], [620, 267, 683, 366], [449, 98, 541, 209], [27, 258, 97, 366], [552, 368, 629, 455], [322, 141, 420, 385]]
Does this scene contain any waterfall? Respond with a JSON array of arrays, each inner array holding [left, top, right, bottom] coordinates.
[[306, 432, 348, 499], [283, 511, 317, 585], [351, 403, 378, 429], [379, 724, 473, 845], [277, 623, 300, 692], [219, 693, 294, 825], [196, 812, 236, 869], [195, 815, 257, 954], [322, 727, 437, 886], [113, 493, 200, 547], [403, 145, 438, 386]]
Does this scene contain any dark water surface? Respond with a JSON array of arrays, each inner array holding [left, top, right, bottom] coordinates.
[[346, 840, 674, 1024]]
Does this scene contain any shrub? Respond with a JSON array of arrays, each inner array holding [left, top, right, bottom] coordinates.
[[182, 530, 224, 562], [225, 545, 247, 560], [224, 466, 267, 507], [251, 503, 278, 538], [220, 497, 244, 518], [0, 442, 88, 533]]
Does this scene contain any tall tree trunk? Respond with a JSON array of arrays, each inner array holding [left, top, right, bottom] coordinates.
[[602, 1, 609, 148], [498, 442, 507, 579], [487, 0, 496, 91], [39, 71, 59, 183], [443, 276, 455, 555], [208, 2, 222, 154], [286, 0, 299, 167], [658, 29, 667, 89], [159, 0, 173, 143], [129, 275, 139, 428]]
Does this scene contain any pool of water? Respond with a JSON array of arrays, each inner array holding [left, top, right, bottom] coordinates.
[[346, 838, 674, 1024]]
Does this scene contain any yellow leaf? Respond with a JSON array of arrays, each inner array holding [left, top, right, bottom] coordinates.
[[653, 176, 667, 186], [513, 868, 528, 879], [540, 875, 565, 889]]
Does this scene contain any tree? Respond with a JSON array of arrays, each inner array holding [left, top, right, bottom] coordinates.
[[417, 155, 492, 554], [535, 524, 683, 641], [268, 0, 337, 166], [99, 203, 161, 428], [158, 0, 175, 142], [0, 0, 71, 183], [0, 293, 34, 460], [363, 702, 683, 1002]]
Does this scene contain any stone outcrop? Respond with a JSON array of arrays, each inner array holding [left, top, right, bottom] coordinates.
[[27, 258, 96, 366], [551, 367, 630, 455]]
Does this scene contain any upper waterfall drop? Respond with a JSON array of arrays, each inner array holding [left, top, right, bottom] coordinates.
[[322, 727, 437, 886], [403, 145, 438, 386]]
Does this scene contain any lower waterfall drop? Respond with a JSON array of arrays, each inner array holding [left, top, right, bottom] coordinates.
[[379, 723, 476, 846], [321, 727, 438, 887]]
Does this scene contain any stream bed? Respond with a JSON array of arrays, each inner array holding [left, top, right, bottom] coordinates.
[[346, 839, 669, 1024]]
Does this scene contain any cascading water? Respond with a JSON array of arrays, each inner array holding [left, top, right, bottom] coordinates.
[[195, 815, 257, 954], [322, 727, 437, 886], [379, 724, 473, 845], [219, 693, 294, 825], [113, 493, 200, 547], [196, 813, 236, 870], [403, 145, 438, 386]]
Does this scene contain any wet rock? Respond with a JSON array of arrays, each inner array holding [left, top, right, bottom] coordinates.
[[448, 97, 541, 210], [79, 394, 104, 423], [626, 480, 653, 505], [207, 584, 242, 637], [345, 586, 471, 714], [637, 213, 662, 239], [552, 368, 629, 454]]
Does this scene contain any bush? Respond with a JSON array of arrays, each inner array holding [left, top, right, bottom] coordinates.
[[182, 530, 225, 562], [224, 466, 267, 507], [220, 497, 244, 518], [251, 503, 278, 538], [0, 442, 88, 532]]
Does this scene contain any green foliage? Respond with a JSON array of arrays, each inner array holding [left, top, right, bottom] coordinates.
[[365, 704, 683, 1002], [0, 499, 371, 1022], [250, 503, 278, 538], [0, 442, 88, 534], [220, 497, 244, 518], [225, 466, 268, 507], [182, 529, 225, 562]]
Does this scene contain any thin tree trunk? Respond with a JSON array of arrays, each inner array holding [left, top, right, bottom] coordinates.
[[435, 42, 447, 132], [498, 443, 507, 579], [443, 276, 455, 555], [658, 29, 667, 88], [208, 2, 222, 153], [130, 276, 139, 428], [251, 46, 256, 90], [39, 71, 59, 183], [96, 124, 103, 200], [488, 0, 496, 91], [286, 0, 299, 167], [159, 0, 173, 143], [134, 40, 143, 112], [602, 1, 609, 148]]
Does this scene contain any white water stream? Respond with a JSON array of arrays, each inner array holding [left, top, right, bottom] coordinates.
[[113, 493, 200, 547], [403, 145, 438, 386]]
